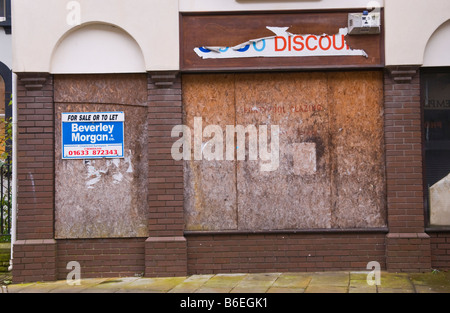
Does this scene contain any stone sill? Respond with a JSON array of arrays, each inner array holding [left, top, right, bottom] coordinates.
[[425, 226, 450, 233], [184, 227, 389, 236]]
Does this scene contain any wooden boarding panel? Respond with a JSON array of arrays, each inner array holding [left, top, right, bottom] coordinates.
[[183, 71, 386, 231], [54, 74, 149, 239], [183, 74, 238, 230]]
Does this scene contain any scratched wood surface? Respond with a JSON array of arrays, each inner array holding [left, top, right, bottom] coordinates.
[[54, 74, 149, 238], [183, 71, 386, 231], [183, 74, 238, 230]]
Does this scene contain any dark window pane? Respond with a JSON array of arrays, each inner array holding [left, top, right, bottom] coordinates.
[[422, 70, 450, 226], [0, 0, 5, 19]]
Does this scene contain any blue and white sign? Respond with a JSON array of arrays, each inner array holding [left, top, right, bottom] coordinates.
[[62, 112, 124, 159]]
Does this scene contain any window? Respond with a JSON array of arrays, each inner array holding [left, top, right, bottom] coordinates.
[[0, 0, 10, 34], [422, 69, 450, 227], [0, 0, 5, 22]]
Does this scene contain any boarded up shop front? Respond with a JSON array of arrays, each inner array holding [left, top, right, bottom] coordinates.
[[14, 2, 449, 284], [178, 11, 388, 273], [182, 72, 386, 231]]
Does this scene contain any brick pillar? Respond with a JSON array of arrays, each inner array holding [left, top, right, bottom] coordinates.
[[13, 73, 57, 283], [145, 72, 187, 277], [384, 66, 431, 272]]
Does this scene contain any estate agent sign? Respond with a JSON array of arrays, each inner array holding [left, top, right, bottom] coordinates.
[[61, 112, 125, 159]]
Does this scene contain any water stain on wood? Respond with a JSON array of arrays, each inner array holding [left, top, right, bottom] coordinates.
[[183, 71, 386, 231]]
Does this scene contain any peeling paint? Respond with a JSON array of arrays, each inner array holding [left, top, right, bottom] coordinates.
[[85, 161, 102, 189]]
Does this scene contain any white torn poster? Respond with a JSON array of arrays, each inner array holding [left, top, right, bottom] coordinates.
[[194, 26, 368, 59], [430, 173, 450, 226]]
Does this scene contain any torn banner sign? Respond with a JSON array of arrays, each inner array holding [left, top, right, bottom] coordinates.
[[61, 112, 125, 159], [194, 26, 368, 59]]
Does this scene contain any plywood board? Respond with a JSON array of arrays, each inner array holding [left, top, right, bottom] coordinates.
[[54, 74, 149, 238], [182, 71, 386, 231], [234, 73, 332, 230], [183, 74, 238, 230], [327, 71, 386, 228]]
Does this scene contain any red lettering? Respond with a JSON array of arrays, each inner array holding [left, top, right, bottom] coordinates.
[[305, 35, 317, 51], [275, 36, 287, 51], [332, 34, 345, 50], [319, 35, 331, 51], [292, 35, 304, 51]]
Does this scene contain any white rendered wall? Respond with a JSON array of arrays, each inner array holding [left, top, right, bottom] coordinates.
[[12, 0, 179, 73], [16, 0, 450, 72], [0, 27, 11, 69], [13, 0, 385, 74], [51, 23, 145, 74], [423, 20, 450, 67], [385, 0, 450, 66], [179, 0, 383, 12]]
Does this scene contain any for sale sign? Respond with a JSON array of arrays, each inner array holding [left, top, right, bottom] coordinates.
[[61, 112, 124, 159]]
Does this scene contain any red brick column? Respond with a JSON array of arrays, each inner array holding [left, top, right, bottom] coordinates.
[[145, 72, 187, 277], [13, 73, 57, 283], [384, 66, 431, 272]]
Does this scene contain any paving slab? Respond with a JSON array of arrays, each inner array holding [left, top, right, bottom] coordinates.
[[266, 287, 305, 293], [4, 270, 450, 293], [90, 277, 139, 289], [119, 276, 187, 293], [169, 274, 214, 293], [49, 277, 110, 293], [10, 281, 71, 293], [12, 279, 107, 293], [308, 272, 350, 287], [81, 287, 123, 293], [230, 286, 271, 293], [3, 282, 36, 293], [228, 273, 280, 293], [377, 272, 414, 292], [305, 285, 349, 293], [409, 271, 450, 293], [77, 277, 139, 293], [273, 273, 311, 289], [236, 273, 280, 286], [348, 279, 377, 293], [377, 287, 415, 293], [350, 271, 372, 281], [195, 273, 247, 293], [203, 273, 247, 287], [195, 286, 235, 293], [414, 285, 444, 293]]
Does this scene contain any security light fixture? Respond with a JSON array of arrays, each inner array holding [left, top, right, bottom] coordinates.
[[348, 10, 381, 35]]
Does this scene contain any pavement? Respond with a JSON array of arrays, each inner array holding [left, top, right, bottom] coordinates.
[[1, 270, 450, 293]]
